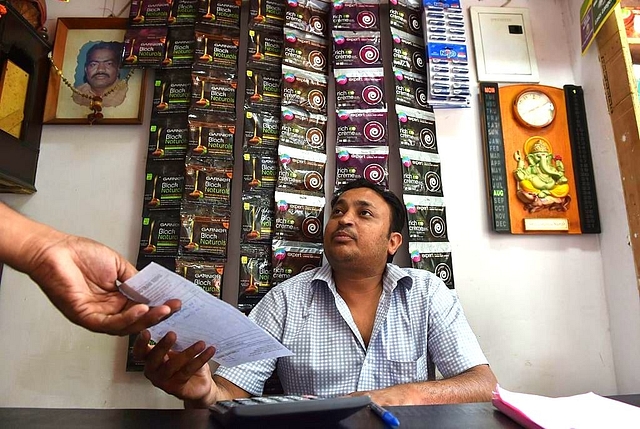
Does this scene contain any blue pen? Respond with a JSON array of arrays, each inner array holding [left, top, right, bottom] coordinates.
[[370, 402, 400, 427]]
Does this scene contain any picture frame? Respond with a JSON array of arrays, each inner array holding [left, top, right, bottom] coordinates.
[[0, 0, 51, 193], [44, 17, 147, 125]]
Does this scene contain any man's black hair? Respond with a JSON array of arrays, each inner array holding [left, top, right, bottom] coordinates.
[[330, 179, 406, 263]]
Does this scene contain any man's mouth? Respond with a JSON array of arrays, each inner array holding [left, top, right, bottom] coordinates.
[[333, 230, 355, 240]]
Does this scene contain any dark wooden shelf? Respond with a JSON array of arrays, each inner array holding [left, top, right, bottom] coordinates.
[[0, 0, 51, 193]]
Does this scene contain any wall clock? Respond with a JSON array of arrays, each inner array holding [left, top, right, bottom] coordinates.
[[479, 83, 600, 234], [513, 88, 556, 128]]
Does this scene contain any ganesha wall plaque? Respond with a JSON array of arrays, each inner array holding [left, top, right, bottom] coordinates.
[[478, 83, 600, 234]]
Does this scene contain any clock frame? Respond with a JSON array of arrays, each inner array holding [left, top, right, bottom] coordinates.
[[512, 88, 557, 129]]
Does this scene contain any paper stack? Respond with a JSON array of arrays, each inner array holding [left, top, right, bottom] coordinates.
[[492, 385, 640, 429]]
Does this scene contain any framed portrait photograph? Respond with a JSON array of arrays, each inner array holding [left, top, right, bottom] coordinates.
[[44, 18, 147, 125]]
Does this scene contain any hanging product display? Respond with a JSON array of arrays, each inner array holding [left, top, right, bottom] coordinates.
[[241, 193, 275, 243], [148, 116, 190, 160], [269, 0, 330, 290], [272, 240, 324, 284], [238, 0, 285, 314], [177, 0, 239, 295], [176, 258, 225, 297], [422, 0, 471, 108], [281, 65, 328, 114], [333, 0, 380, 31], [131, 0, 238, 372], [124, 0, 466, 367], [395, 105, 437, 152], [336, 109, 388, 146], [390, 0, 455, 288], [122, 0, 177, 68], [399, 149, 443, 197], [273, 192, 325, 243], [332, 0, 388, 195], [336, 146, 389, 188]]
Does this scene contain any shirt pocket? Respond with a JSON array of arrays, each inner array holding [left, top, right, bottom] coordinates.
[[383, 347, 429, 384]]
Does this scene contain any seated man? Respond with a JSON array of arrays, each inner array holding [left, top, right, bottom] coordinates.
[[134, 178, 497, 407]]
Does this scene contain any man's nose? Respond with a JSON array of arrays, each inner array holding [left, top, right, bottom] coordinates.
[[337, 210, 355, 225]]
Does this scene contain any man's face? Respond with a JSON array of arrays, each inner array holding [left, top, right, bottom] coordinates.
[[85, 48, 118, 91], [323, 187, 402, 271]]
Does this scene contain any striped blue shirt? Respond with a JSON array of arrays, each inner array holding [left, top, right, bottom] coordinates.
[[215, 263, 488, 397]]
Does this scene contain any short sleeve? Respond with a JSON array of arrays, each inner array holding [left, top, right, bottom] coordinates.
[[214, 289, 286, 396], [426, 278, 488, 378]]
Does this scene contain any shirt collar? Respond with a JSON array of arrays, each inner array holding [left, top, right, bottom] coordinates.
[[383, 263, 413, 293], [311, 263, 335, 291], [311, 263, 413, 293]]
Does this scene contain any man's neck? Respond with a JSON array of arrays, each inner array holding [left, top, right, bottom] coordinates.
[[333, 270, 385, 302], [86, 82, 116, 97]]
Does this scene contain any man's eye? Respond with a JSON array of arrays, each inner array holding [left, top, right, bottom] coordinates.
[[332, 209, 343, 216], [360, 210, 372, 216]]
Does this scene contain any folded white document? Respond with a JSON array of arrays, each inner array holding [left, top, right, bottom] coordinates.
[[120, 262, 293, 367]]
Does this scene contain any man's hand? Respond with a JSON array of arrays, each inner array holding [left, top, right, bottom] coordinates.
[[0, 203, 180, 335], [133, 331, 217, 407]]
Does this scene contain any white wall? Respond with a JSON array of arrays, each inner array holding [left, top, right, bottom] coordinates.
[[0, 0, 636, 408], [0, 0, 184, 409], [438, 0, 616, 397]]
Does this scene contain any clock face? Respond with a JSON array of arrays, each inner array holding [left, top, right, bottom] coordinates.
[[513, 89, 556, 128]]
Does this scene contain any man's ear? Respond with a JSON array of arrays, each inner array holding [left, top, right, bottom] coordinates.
[[387, 231, 403, 257]]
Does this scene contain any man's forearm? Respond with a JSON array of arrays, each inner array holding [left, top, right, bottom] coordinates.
[[0, 203, 64, 274], [355, 364, 497, 406], [404, 364, 497, 405], [183, 375, 251, 409], [183, 382, 219, 409]]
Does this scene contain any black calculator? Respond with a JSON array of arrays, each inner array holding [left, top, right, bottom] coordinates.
[[209, 394, 371, 427]]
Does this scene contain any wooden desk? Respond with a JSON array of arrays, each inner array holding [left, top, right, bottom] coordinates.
[[1, 395, 638, 428]]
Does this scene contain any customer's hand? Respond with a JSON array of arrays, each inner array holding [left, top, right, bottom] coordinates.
[[0, 202, 182, 336], [27, 233, 181, 334]]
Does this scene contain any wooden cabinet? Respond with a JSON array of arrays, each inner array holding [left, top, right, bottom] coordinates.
[[0, 0, 51, 193]]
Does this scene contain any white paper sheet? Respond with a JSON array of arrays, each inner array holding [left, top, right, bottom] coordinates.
[[493, 385, 640, 429], [120, 262, 293, 367]]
